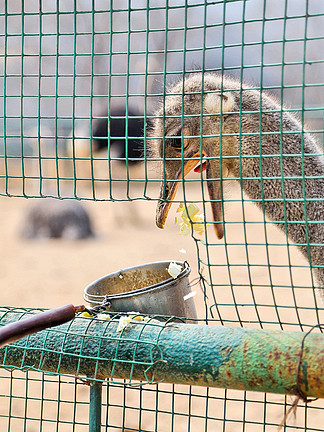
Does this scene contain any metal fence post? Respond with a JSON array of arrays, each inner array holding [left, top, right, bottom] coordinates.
[[89, 381, 102, 432]]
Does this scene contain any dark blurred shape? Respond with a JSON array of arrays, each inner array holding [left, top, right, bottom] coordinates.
[[92, 108, 145, 163], [21, 199, 94, 240]]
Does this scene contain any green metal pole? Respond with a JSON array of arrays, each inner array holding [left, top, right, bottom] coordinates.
[[89, 382, 102, 432], [0, 310, 323, 399]]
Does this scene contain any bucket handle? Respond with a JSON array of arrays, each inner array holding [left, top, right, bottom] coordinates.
[[85, 295, 112, 315]]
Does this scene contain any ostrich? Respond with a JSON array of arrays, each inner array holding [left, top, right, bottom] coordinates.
[[21, 199, 94, 240], [92, 107, 144, 163], [66, 107, 145, 169], [148, 73, 324, 298]]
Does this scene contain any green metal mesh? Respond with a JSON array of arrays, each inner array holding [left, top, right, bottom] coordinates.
[[0, 0, 324, 431], [1, 369, 323, 432], [0, 307, 172, 384], [0, 309, 323, 432]]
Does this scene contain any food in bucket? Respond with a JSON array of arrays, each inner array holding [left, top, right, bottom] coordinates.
[[167, 261, 183, 279], [175, 202, 206, 235]]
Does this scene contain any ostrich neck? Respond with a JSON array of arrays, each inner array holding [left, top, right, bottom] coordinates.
[[236, 112, 324, 290]]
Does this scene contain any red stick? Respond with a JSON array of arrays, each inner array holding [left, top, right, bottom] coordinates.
[[0, 304, 85, 348]]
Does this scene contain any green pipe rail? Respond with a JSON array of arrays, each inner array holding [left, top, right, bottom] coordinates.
[[0, 308, 323, 400]]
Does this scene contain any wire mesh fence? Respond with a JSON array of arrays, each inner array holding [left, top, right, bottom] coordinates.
[[0, 306, 323, 432], [0, 0, 324, 431], [1, 369, 324, 432]]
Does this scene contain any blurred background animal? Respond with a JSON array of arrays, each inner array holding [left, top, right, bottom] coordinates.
[[21, 199, 94, 240], [92, 107, 145, 163]]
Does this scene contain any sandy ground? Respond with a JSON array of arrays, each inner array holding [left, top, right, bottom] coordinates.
[[0, 165, 323, 431]]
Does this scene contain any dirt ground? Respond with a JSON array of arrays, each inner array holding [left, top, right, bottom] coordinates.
[[0, 165, 323, 431]]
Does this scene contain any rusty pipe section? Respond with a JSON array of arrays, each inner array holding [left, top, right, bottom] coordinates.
[[0, 308, 323, 399]]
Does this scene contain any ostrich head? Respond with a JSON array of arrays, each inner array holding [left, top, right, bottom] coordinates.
[[148, 73, 324, 297], [149, 74, 242, 239]]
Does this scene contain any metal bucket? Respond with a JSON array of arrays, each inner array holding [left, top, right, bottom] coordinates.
[[83, 261, 197, 320]]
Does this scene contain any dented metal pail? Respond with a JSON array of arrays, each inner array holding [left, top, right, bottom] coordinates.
[[83, 261, 196, 319]]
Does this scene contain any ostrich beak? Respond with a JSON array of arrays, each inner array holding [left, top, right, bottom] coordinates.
[[205, 161, 224, 240], [156, 154, 224, 240], [156, 153, 200, 229]]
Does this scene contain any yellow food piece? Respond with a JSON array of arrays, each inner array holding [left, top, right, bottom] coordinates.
[[116, 314, 149, 332], [117, 316, 132, 332], [175, 202, 206, 235], [81, 311, 111, 320], [130, 315, 149, 321], [96, 313, 110, 321]]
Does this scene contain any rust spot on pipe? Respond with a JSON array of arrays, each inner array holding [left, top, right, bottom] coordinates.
[[273, 348, 281, 361]]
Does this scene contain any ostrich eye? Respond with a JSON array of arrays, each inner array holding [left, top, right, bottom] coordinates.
[[170, 136, 182, 149], [168, 136, 190, 150]]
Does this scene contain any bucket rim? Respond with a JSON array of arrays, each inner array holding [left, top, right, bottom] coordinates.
[[83, 260, 191, 305]]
